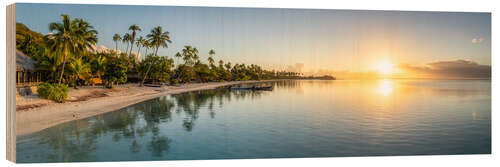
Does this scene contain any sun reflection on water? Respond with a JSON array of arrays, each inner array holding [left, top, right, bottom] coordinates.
[[377, 80, 393, 96]]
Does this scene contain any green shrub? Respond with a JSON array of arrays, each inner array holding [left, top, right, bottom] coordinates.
[[38, 83, 68, 102], [170, 78, 179, 85]]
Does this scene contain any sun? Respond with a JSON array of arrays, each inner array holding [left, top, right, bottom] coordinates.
[[376, 60, 394, 75]]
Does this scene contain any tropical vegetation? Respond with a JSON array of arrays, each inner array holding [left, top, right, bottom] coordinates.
[[37, 83, 69, 102], [16, 14, 327, 101]]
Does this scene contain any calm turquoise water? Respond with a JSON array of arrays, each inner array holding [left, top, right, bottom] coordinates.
[[16, 80, 491, 163]]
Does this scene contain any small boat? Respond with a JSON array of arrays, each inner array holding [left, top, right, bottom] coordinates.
[[253, 86, 273, 91], [228, 85, 273, 91]]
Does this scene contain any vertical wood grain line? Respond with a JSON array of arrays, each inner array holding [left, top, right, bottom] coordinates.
[[6, 3, 17, 163]]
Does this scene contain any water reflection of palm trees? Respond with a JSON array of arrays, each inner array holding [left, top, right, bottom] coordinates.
[[171, 81, 303, 131], [27, 81, 300, 162], [171, 89, 266, 131], [36, 121, 98, 162], [273, 80, 302, 89], [147, 136, 172, 157], [31, 97, 175, 161], [133, 97, 175, 157]]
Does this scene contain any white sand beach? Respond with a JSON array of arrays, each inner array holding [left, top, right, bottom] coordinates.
[[16, 81, 271, 136]]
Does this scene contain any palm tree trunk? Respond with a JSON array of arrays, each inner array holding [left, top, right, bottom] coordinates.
[[58, 52, 67, 84], [137, 46, 142, 60], [125, 43, 129, 56], [154, 46, 159, 56], [129, 41, 134, 56], [140, 62, 153, 87], [140, 46, 159, 87], [115, 42, 118, 56]]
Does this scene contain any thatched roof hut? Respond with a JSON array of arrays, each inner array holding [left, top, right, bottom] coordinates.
[[16, 50, 35, 71], [16, 50, 43, 87]]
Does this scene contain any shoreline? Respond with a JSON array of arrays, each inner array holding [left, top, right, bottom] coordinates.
[[16, 80, 275, 136]]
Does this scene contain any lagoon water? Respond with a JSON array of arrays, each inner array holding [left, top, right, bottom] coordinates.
[[16, 80, 491, 162]]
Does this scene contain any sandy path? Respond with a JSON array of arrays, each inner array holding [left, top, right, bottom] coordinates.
[[16, 80, 271, 136]]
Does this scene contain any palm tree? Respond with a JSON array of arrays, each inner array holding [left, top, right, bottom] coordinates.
[[218, 60, 224, 68], [128, 24, 141, 56], [113, 34, 122, 56], [147, 26, 172, 57], [68, 58, 91, 88], [91, 54, 107, 79], [143, 40, 150, 56], [225, 62, 232, 71], [123, 33, 131, 55], [135, 36, 145, 59], [175, 52, 182, 65], [207, 57, 215, 66], [180, 45, 198, 66], [141, 26, 172, 86], [17, 33, 38, 56], [193, 47, 200, 64], [73, 18, 98, 59], [208, 49, 216, 56], [208, 49, 216, 67], [46, 14, 97, 84], [36, 49, 62, 82]]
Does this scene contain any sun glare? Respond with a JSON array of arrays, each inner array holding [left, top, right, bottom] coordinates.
[[376, 60, 394, 75], [377, 80, 393, 96]]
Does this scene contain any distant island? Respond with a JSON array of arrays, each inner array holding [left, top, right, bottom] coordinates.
[[302, 75, 336, 80], [275, 74, 336, 80]]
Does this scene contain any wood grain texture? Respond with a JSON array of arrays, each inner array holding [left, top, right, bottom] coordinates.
[[6, 3, 17, 163]]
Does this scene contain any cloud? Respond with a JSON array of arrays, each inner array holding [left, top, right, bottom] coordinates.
[[293, 60, 490, 79], [398, 59, 490, 79], [472, 37, 484, 43]]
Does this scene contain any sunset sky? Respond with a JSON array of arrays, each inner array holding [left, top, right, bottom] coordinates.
[[16, 3, 491, 79]]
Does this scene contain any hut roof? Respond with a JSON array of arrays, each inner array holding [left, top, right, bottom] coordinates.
[[16, 50, 36, 71]]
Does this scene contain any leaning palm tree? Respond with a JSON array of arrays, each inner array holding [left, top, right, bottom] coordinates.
[[141, 26, 172, 86], [123, 33, 132, 55], [112, 34, 122, 55], [128, 24, 141, 56], [135, 36, 145, 59], [147, 26, 172, 57], [143, 40, 150, 56], [45, 14, 91, 84]]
